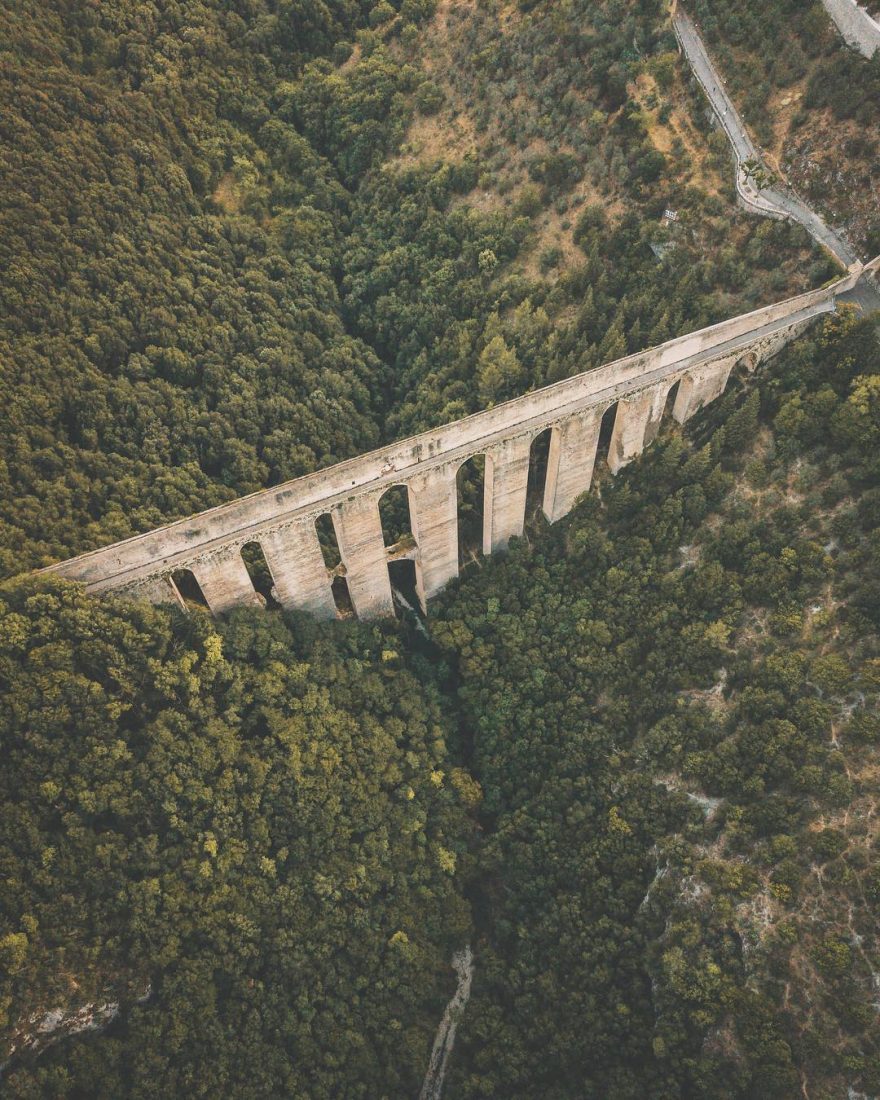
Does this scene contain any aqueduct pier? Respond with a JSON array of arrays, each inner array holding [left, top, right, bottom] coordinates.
[[43, 267, 872, 619]]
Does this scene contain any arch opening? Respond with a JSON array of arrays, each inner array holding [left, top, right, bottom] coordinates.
[[525, 427, 553, 526], [389, 559, 421, 618], [331, 575, 354, 617], [314, 512, 346, 616], [379, 484, 415, 553], [315, 512, 342, 570], [662, 379, 681, 424], [380, 484, 419, 618], [170, 569, 209, 610], [241, 542, 275, 609], [740, 351, 759, 374], [724, 353, 758, 400], [594, 402, 619, 471], [456, 454, 487, 570]]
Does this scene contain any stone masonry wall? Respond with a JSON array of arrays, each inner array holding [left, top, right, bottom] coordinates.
[[39, 268, 865, 617]]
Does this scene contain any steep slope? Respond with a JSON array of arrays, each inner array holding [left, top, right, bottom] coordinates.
[[1, 1, 879, 1096], [0, 593, 475, 1096], [433, 307, 880, 1098], [0, 1, 393, 574], [4, 304, 878, 1099]]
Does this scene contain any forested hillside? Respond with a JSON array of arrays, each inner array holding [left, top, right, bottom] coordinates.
[[0, 587, 474, 1096], [0, 0, 835, 575], [0, 0, 393, 574], [1, 0, 879, 1097], [4, 304, 879, 1099], [436, 307, 880, 1097]]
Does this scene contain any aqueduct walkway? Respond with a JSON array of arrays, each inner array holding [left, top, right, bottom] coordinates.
[[43, 267, 870, 619]]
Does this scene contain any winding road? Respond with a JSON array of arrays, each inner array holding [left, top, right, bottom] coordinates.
[[673, 7, 860, 268]]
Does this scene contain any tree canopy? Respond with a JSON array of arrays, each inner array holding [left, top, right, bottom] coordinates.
[[1, 0, 879, 1096]]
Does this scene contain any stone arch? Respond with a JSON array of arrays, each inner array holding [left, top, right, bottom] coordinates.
[[184, 546, 262, 615], [525, 426, 554, 524], [378, 482, 416, 552], [330, 573, 354, 617], [641, 379, 677, 447], [314, 512, 347, 615], [240, 541, 274, 608], [315, 511, 342, 570], [540, 406, 606, 524], [672, 374, 696, 424], [170, 568, 209, 610], [661, 378, 682, 423], [739, 350, 759, 374], [378, 482, 419, 617], [593, 400, 620, 470], [125, 573, 186, 609], [456, 452, 489, 568], [325, 494, 395, 620]]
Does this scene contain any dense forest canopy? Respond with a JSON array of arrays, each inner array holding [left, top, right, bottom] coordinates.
[[4, 306, 880, 1099], [438, 308, 880, 1097], [0, 588, 474, 1096], [1, 0, 879, 1097]]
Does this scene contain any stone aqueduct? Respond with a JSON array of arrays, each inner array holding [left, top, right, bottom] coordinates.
[[43, 268, 869, 619]]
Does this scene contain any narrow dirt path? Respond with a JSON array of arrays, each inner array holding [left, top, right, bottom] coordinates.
[[419, 945, 474, 1100]]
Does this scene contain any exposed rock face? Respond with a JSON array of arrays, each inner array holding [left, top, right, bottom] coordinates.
[[3, 983, 152, 1076], [5, 1001, 119, 1068]]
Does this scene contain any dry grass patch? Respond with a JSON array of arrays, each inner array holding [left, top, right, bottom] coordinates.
[[629, 70, 726, 197], [389, 109, 479, 171], [211, 171, 242, 214]]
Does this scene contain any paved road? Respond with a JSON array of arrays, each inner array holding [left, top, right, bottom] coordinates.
[[673, 8, 859, 268], [822, 0, 880, 58], [838, 271, 880, 315]]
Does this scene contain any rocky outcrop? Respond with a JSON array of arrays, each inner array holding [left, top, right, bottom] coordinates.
[[3, 983, 151, 1076]]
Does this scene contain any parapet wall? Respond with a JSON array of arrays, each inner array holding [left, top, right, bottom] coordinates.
[[41, 268, 863, 618]]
